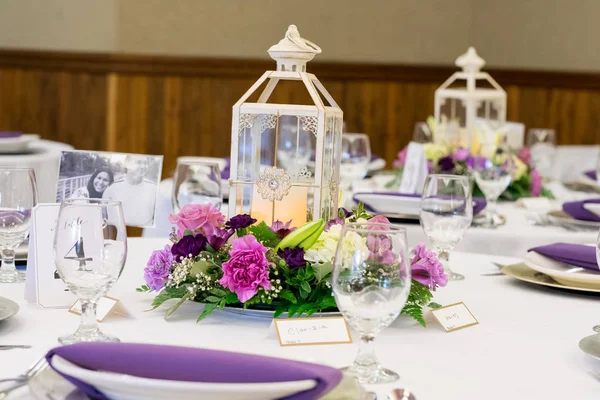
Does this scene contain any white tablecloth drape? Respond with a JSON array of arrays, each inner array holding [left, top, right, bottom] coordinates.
[[0, 140, 73, 202], [1, 238, 599, 399]]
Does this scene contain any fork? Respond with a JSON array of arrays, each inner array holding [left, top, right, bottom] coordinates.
[[0, 355, 47, 384]]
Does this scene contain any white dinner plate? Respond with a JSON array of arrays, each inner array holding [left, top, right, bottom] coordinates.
[[0, 134, 40, 153], [580, 172, 600, 189], [523, 251, 600, 290], [546, 210, 600, 231], [0, 297, 19, 321], [51, 356, 317, 400]]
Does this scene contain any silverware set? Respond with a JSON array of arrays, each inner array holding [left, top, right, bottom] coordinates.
[[0, 345, 31, 350], [0, 356, 47, 399]]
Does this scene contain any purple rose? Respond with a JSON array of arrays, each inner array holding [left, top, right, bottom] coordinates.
[[453, 147, 470, 162], [144, 245, 174, 291], [270, 220, 296, 239], [466, 156, 489, 169], [226, 214, 257, 230], [438, 156, 455, 172], [277, 247, 306, 269], [207, 227, 234, 250], [410, 243, 447, 290], [171, 234, 207, 260], [218, 235, 271, 302], [325, 217, 344, 231]]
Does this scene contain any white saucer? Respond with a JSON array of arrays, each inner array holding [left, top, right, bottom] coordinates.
[[0, 134, 40, 153]]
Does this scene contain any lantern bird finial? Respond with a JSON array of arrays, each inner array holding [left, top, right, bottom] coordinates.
[[455, 47, 485, 73], [268, 25, 321, 72]]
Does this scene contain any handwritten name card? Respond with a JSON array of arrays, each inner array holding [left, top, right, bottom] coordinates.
[[431, 302, 479, 332], [274, 317, 352, 346], [69, 296, 129, 322]]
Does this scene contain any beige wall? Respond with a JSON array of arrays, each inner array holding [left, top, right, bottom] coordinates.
[[0, 0, 598, 71]]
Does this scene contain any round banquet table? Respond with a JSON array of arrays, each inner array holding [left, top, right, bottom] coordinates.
[[1, 238, 599, 399], [0, 140, 73, 203]]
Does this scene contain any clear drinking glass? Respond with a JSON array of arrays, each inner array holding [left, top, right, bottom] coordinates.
[[340, 133, 371, 190], [0, 168, 37, 283], [332, 222, 411, 384], [412, 122, 433, 143], [277, 122, 314, 174], [420, 174, 472, 281], [54, 199, 127, 344], [471, 151, 514, 227], [172, 161, 222, 213], [527, 128, 556, 178]]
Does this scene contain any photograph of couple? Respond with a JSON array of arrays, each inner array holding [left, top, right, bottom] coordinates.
[[56, 151, 163, 227]]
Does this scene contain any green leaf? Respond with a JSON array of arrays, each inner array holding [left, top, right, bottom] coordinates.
[[278, 289, 297, 304], [312, 262, 333, 283], [204, 296, 221, 303], [209, 287, 227, 297], [287, 304, 300, 317], [428, 302, 442, 309], [219, 298, 227, 310], [149, 286, 189, 311], [401, 303, 426, 327], [196, 303, 218, 322], [225, 291, 239, 303], [183, 229, 194, 236], [299, 288, 309, 299], [136, 284, 151, 292], [300, 280, 312, 294], [273, 302, 289, 318], [248, 221, 280, 247], [164, 293, 191, 320]]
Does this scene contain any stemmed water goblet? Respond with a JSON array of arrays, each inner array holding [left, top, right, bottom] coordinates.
[[172, 161, 223, 212], [332, 222, 411, 384], [527, 128, 556, 179], [420, 174, 472, 281], [53, 199, 127, 344], [0, 168, 38, 283], [340, 133, 371, 190]]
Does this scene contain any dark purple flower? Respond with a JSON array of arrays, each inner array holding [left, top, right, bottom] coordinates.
[[466, 156, 489, 169], [207, 227, 234, 250], [438, 156, 455, 172], [326, 218, 344, 231], [339, 208, 352, 218], [277, 247, 306, 269], [226, 214, 257, 230], [270, 220, 296, 239], [171, 234, 207, 260]]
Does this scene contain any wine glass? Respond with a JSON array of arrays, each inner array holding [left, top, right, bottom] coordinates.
[[340, 133, 371, 190], [420, 174, 472, 281], [0, 168, 37, 283], [172, 161, 222, 213], [527, 128, 556, 178], [412, 122, 433, 143], [277, 117, 314, 174], [332, 222, 410, 384], [471, 149, 514, 227], [54, 199, 127, 344]]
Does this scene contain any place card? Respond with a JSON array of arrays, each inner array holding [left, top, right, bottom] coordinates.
[[431, 302, 479, 332], [68, 296, 129, 322], [25, 204, 73, 308], [274, 317, 352, 347], [399, 142, 428, 194]]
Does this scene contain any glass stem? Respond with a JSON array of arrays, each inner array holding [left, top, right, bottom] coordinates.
[[487, 197, 498, 223], [437, 249, 452, 273], [1, 248, 16, 274], [355, 334, 378, 369], [78, 300, 99, 334]]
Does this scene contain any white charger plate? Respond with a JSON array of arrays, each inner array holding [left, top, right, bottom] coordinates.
[[0, 134, 39, 153], [0, 296, 19, 321], [523, 251, 600, 290], [501, 263, 600, 294], [52, 356, 317, 400]]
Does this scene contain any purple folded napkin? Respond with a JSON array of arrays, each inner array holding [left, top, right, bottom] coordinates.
[[46, 343, 342, 400], [0, 131, 22, 138], [473, 198, 486, 215], [585, 170, 597, 181], [562, 198, 600, 222], [528, 243, 598, 271]]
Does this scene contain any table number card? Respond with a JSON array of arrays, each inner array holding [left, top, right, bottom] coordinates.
[[399, 142, 428, 194], [431, 302, 479, 332], [274, 317, 352, 347]]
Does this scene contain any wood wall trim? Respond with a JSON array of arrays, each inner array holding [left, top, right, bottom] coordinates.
[[0, 48, 599, 90]]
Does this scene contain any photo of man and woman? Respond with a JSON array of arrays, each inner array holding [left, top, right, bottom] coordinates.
[[56, 151, 163, 227]]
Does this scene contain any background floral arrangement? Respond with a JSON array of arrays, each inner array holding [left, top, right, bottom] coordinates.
[[388, 118, 553, 200], [138, 203, 446, 327]]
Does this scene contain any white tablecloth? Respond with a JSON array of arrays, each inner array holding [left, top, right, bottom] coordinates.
[[1, 238, 599, 399], [0, 140, 73, 202]]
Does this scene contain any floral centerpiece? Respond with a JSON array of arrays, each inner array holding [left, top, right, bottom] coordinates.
[[138, 203, 447, 327], [388, 117, 553, 200]]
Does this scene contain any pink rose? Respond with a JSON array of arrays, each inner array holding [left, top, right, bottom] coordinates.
[[517, 147, 531, 164], [218, 235, 271, 303], [393, 147, 408, 169], [369, 215, 391, 231], [168, 204, 225, 236]]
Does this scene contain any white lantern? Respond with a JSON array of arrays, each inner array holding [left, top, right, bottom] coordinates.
[[434, 47, 506, 150], [228, 25, 343, 226]]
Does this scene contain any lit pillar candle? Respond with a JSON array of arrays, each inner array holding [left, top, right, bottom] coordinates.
[[251, 186, 308, 226]]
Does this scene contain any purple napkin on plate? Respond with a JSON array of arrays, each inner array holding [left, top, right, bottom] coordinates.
[[0, 131, 22, 138], [46, 343, 342, 400], [528, 243, 598, 271], [562, 198, 600, 222], [584, 170, 597, 181]]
